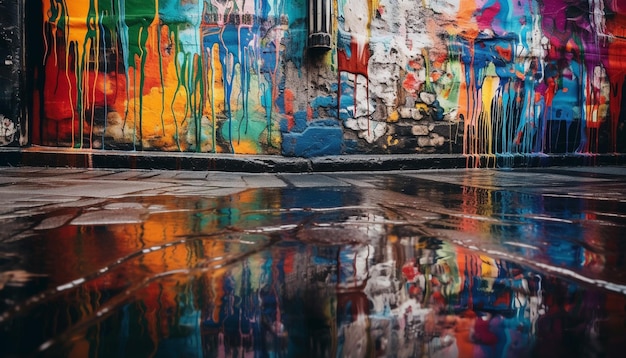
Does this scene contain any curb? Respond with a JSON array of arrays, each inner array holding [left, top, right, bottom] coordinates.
[[1, 147, 625, 172]]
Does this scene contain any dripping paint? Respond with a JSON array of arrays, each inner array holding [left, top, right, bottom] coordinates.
[[30, 0, 626, 158]]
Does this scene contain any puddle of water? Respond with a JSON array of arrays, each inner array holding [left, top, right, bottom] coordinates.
[[1, 184, 625, 357]]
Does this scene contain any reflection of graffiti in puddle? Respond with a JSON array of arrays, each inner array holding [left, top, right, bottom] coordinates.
[[1, 185, 625, 356]]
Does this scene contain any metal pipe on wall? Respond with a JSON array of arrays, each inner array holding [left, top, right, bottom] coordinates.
[[308, 0, 332, 50]]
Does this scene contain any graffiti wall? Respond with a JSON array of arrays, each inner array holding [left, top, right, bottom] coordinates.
[[29, 0, 626, 156], [0, 0, 24, 146]]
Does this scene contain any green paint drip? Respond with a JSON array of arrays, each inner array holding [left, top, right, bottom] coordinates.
[[100, 10, 108, 149], [209, 47, 217, 153], [179, 54, 190, 126], [73, 0, 98, 148], [194, 55, 205, 152], [170, 28, 182, 151], [123, 0, 155, 150]]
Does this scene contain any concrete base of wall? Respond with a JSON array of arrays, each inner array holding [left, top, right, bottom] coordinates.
[[2, 146, 625, 172]]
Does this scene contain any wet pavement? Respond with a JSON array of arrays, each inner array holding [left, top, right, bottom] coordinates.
[[0, 165, 625, 357]]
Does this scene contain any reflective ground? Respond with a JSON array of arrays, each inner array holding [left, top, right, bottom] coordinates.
[[1, 166, 625, 357]]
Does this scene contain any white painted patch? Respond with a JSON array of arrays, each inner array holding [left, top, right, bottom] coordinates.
[[342, 1, 370, 61], [427, 0, 460, 15]]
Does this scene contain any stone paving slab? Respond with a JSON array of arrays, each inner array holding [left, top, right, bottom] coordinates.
[[0, 178, 176, 199], [0, 166, 624, 197], [166, 180, 213, 187], [279, 174, 352, 187], [204, 179, 248, 188], [97, 170, 152, 180], [52, 171, 117, 180], [136, 170, 179, 180], [173, 171, 210, 180], [44, 181, 175, 198], [0, 166, 44, 173], [242, 175, 289, 188]]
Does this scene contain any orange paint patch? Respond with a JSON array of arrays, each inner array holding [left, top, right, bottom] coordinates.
[[232, 139, 260, 154], [452, 0, 479, 37], [495, 45, 512, 61], [284, 89, 295, 130]]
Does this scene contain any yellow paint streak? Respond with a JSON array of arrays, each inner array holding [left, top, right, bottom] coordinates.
[[208, 44, 225, 116], [125, 57, 187, 148], [207, 43, 225, 152], [480, 75, 499, 155], [63, 2, 91, 61]]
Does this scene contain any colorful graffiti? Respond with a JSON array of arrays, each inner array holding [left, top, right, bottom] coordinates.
[[35, 0, 306, 153], [30, 0, 626, 157]]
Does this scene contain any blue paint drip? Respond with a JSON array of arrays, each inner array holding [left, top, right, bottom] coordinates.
[[500, 82, 516, 154], [311, 96, 335, 109], [283, 0, 307, 72], [204, 24, 257, 151]]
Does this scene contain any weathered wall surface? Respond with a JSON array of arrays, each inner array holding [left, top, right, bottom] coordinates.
[[23, 0, 626, 157], [0, 0, 24, 147]]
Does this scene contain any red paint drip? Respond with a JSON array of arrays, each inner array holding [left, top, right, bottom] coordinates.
[[338, 40, 370, 133], [337, 40, 370, 124], [337, 40, 369, 77], [605, 4, 626, 152]]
